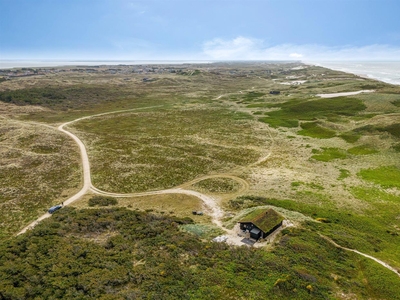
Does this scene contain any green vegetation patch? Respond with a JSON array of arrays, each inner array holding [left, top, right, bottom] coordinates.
[[0, 85, 139, 109], [340, 131, 361, 143], [358, 166, 400, 188], [1, 207, 385, 299], [338, 169, 350, 180], [258, 97, 366, 128], [259, 116, 299, 128], [192, 177, 240, 193], [347, 145, 378, 155], [377, 123, 400, 138], [298, 122, 336, 139], [390, 99, 400, 107], [351, 187, 400, 204], [392, 142, 400, 152], [311, 148, 347, 162], [181, 224, 225, 238], [88, 195, 118, 207], [242, 91, 265, 102]]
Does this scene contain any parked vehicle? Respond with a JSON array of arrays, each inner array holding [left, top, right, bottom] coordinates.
[[48, 205, 62, 214]]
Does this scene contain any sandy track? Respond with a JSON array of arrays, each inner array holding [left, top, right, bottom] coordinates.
[[17, 105, 234, 234], [90, 186, 225, 227], [316, 90, 374, 98], [17, 106, 161, 235], [319, 234, 400, 277]]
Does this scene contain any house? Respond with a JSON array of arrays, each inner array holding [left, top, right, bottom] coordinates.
[[238, 208, 284, 240]]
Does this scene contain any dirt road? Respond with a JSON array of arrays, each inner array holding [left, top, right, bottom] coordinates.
[[15, 105, 400, 278], [319, 234, 400, 277]]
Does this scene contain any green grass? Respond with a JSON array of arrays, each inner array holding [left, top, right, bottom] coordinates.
[[392, 142, 400, 152], [338, 169, 350, 180], [391, 99, 400, 107], [358, 166, 400, 188], [340, 131, 361, 143], [259, 116, 299, 128], [347, 145, 378, 155], [298, 122, 336, 139], [350, 186, 400, 204], [378, 123, 400, 138], [242, 91, 265, 102], [258, 97, 366, 128], [311, 148, 347, 162]]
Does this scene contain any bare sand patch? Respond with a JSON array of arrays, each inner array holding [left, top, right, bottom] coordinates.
[[317, 90, 374, 98]]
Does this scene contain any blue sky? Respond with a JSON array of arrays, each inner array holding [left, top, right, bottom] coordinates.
[[1, 0, 400, 61]]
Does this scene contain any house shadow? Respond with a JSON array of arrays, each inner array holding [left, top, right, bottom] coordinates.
[[240, 238, 256, 246]]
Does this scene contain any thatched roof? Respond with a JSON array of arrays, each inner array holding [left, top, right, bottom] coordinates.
[[239, 208, 284, 233]]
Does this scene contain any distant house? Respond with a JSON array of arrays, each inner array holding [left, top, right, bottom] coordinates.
[[270, 90, 280, 95], [238, 208, 284, 240]]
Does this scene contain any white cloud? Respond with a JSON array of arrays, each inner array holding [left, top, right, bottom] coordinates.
[[289, 53, 303, 58], [202, 36, 400, 61]]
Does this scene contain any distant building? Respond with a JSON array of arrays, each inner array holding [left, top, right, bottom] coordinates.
[[238, 208, 284, 240], [270, 90, 280, 95]]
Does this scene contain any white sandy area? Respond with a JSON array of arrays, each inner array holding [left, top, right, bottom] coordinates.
[[317, 90, 374, 98], [280, 80, 307, 85]]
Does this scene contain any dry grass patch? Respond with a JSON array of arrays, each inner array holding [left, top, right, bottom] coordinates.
[[0, 119, 81, 238], [75, 193, 212, 224]]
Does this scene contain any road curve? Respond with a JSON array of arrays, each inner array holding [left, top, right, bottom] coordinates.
[[17, 105, 231, 234], [17, 106, 162, 235], [91, 186, 226, 228]]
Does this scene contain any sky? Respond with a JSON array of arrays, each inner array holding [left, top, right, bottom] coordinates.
[[1, 0, 400, 61]]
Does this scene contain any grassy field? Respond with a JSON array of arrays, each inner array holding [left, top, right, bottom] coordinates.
[[0, 118, 81, 239], [70, 108, 265, 192]]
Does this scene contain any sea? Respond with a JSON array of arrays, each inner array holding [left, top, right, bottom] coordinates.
[[309, 61, 400, 85]]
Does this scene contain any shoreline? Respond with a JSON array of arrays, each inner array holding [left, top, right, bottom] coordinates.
[[304, 61, 400, 85]]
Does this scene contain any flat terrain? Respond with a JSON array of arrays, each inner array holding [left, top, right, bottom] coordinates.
[[0, 62, 399, 299]]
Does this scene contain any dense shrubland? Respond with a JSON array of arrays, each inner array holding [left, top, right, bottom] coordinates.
[[2, 207, 399, 299]]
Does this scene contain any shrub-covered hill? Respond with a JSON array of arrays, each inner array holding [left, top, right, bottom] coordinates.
[[0, 207, 399, 300]]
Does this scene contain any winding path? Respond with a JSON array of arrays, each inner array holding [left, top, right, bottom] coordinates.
[[17, 105, 230, 234], [319, 234, 400, 278], [15, 104, 400, 278]]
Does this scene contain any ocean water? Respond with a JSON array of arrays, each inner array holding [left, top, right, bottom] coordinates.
[[311, 61, 400, 85]]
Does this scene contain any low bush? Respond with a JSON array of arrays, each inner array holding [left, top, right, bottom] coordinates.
[[88, 196, 118, 207], [298, 122, 336, 139]]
